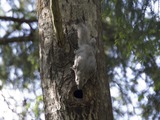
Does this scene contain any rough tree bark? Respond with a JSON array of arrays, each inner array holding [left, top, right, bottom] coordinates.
[[37, 0, 113, 120]]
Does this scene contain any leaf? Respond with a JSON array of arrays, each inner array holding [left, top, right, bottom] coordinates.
[[138, 94, 144, 101]]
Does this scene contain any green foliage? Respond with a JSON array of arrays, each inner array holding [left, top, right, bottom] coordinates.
[[102, 0, 160, 119], [0, 41, 39, 88], [0, 0, 41, 119], [34, 95, 43, 118]]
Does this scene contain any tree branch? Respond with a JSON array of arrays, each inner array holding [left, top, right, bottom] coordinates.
[[0, 35, 35, 45], [0, 16, 37, 23]]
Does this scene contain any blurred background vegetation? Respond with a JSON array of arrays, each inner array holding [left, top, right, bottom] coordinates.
[[0, 0, 160, 119]]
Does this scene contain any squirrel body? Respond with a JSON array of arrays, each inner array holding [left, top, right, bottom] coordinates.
[[72, 23, 97, 89]]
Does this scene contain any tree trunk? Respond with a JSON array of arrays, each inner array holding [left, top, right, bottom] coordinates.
[[37, 0, 113, 120]]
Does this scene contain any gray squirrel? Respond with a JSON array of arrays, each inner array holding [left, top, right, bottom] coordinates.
[[71, 23, 97, 89]]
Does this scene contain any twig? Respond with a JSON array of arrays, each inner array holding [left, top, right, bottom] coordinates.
[[0, 16, 37, 23]]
